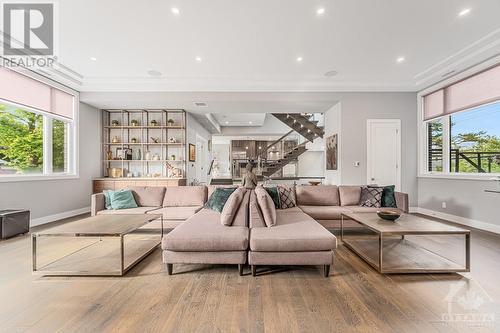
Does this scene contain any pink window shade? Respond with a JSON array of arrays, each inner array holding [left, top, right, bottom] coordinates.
[[51, 88, 74, 119], [445, 64, 500, 114], [0, 67, 51, 112], [423, 89, 444, 120], [0, 66, 74, 119]]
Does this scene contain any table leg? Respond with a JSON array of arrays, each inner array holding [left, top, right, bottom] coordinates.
[[341, 215, 344, 241], [379, 234, 383, 273], [32, 234, 37, 272], [465, 233, 470, 272], [120, 236, 125, 275]]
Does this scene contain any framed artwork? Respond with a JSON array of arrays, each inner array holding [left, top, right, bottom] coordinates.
[[189, 143, 196, 162], [326, 134, 338, 170]]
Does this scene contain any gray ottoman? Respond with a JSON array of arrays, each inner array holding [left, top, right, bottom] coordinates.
[[0, 210, 30, 239]]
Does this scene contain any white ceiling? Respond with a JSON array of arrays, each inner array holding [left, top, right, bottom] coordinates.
[[46, 0, 500, 92], [213, 113, 267, 127]]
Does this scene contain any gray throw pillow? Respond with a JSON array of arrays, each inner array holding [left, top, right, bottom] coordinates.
[[359, 186, 383, 208]]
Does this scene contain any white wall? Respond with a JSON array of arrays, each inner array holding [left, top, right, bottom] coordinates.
[[322, 93, 418, 206], [0, 102, 101, 226], [221, 114, 289, 136], [186, 112, 212, 184]]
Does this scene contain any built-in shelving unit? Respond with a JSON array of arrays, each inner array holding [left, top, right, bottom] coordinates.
[[101, 109, 187, 179]]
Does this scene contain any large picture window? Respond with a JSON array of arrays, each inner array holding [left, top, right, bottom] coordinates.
[[421, 63, 500, 177], [0, 67, 77, 180]]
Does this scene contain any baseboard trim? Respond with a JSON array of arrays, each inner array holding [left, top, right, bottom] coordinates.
[[30, 207, 91, 227], [414, 207, 500, 235]]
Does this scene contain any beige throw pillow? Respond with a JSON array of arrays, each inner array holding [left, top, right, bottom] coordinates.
[[221, 187, 246, 226], [255, 186, 276, 227]]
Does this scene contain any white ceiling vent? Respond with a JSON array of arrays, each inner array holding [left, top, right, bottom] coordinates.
[[194, 102, 208, 107]]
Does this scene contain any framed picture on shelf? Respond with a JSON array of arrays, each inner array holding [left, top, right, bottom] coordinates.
[[189, 143, 196, 162], [116, 148, 133, 160]]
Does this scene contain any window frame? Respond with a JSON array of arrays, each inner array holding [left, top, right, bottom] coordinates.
[[0, 78, 78, 183], [418, 96, 500, 180]]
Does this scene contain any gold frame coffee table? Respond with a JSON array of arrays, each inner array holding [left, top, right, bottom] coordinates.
[[32, 214, 162, 276], [341, 212, 470, 274]]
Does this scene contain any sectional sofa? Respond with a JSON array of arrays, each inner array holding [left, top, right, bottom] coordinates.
[[91, 184, 408, 277]]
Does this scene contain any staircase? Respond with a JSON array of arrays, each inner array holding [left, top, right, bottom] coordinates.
[[262, 142, 307, 177], [260, 113, 324, 177], [272, 113, 325, 142]]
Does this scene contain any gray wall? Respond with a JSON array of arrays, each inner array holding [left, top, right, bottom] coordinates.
[[0, 102, 101, 224], [323, 92, 418, 206], [186, 113, 212, 184], [418, 177, 500, 226]]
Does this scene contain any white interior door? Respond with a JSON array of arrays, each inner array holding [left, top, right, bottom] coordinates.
[[367, 119, 401, 191]]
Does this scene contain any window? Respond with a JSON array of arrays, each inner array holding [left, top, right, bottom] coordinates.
[[449, 102, 500, 173], [0, 101, 73, 177], [0, 67, 77, 180], [421, 63, 500, 177]]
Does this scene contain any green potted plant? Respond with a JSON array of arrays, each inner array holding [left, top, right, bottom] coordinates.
[[167, 119, 175, 126]]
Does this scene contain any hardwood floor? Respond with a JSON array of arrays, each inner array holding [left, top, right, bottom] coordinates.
[[0, 214, 499, 333]]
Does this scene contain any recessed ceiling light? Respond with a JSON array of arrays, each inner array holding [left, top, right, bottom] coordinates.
[[195, 56, 202, 63], [458, 8, 471, 17], [147, 70, 162, 77], [316, 8, 325, 16], [225, 121, 229, 125], [396, 56, 405, 63], [193, 102, 208, 107], [296, 56, 303, 62], [249, 121, 253, 125], [90, 57, 97, 61], [171, 7, 180, 15], [324, 70, 338, 77]]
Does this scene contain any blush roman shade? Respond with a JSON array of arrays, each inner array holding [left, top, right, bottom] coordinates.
[[0, 66, 74, 119], [423, 64, 500, 121]]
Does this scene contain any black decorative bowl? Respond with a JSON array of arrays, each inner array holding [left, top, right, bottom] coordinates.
[[377, 210, 401, 221]]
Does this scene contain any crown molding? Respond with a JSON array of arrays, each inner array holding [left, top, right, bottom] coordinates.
[[414, 28, 500, 90]]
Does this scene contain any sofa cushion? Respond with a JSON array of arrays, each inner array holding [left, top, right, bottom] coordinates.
[[147, 206, 203, 220], [162, 208, 249, 251], [109, 190, 138, 210], [296, 185, 339, 206], [339, 186, 361, 206], [277, 185, 296, 209], [359, 186, 383, 208], [299, 205, 353, 220], [255, 186, 276, 227], [205, 187, 237, 213], [250, 210, 337, 252], [128, 186, 166, 207], [97, 206, 158, 215], [369, 185, 397, 208], [163, 186, 207, 207], [221, 188, 247, 226]]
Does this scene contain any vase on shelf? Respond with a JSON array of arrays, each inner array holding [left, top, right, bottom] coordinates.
[[130, 119, 139, 126], [111, 136, 119, 143], [144, 150, 151, 160]]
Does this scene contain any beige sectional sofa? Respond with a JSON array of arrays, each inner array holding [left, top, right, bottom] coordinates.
[[91, 185, 207, 229], [91, 184, 409, 277]]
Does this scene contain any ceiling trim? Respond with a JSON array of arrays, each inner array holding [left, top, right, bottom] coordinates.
[[414, 28, 500, 89]]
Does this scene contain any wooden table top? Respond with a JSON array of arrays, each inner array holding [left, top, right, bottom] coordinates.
[[33, 214, 162, 237], [341, 212, 470, 235]]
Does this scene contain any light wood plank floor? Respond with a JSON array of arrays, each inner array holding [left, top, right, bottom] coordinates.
[[0, 214, 499, 333]]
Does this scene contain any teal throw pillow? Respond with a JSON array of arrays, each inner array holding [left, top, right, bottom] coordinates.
[[264, 187, 280, 209], [369, 185, 397, 208], [205, 188, 237, 213], [109, 190, 138, 210], [103, 190, 113, 210]]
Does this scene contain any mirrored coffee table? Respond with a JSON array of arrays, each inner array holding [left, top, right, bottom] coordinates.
[[32, 214, 162, 276], [341, 212, 470, 274]]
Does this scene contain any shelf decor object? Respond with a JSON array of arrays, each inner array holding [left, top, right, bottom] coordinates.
[[98, 109, 187, 188]]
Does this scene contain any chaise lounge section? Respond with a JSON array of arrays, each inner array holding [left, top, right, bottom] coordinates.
[[162, 187, 250, 275], [248, 192, 337, 277]]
